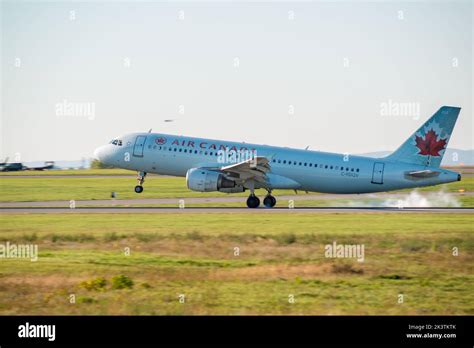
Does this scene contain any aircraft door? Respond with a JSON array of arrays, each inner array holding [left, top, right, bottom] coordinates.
[[371, 162, 385, 184], [133, 136, 147, 157]]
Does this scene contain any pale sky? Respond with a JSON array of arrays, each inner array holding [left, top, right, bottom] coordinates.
[[1, 0, 472, 161]]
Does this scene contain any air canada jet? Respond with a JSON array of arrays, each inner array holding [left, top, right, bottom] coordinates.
[[94, 106, 461, 208]]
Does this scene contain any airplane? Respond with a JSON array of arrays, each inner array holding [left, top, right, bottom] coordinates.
[[94, 106, 461, 208]]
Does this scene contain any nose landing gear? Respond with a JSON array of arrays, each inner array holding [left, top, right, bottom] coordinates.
[[134, 171, 146, 193]]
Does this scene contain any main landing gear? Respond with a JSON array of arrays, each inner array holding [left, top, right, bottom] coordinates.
[[246, 194, 260, 208], [246, 191, 277, 208], [134, 171, 146, 193], [263, 194, 277, 208]]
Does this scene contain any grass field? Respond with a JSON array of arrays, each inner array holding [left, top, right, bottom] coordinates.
[[0, 213, 473, 315], [1, 170, 473, 315], [1, 174, 472, 206], [0, 169, 134, 176]]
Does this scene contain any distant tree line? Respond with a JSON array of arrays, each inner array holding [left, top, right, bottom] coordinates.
[[90, 159, 115, 169]]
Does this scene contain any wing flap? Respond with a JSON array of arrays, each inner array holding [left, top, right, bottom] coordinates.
[[218, 156, 271, 188], [221, 156, 270, 176]]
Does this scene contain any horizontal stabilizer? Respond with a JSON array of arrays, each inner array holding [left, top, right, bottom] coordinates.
[[404, 170, 440, 179]]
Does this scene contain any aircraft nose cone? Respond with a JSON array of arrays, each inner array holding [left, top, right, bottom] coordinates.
[[93, 145, 107, 162], [93, 147, 101, 161]]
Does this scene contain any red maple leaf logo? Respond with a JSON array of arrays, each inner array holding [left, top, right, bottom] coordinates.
[[155, 137, 166, 145], [415, 129, 447, 156]]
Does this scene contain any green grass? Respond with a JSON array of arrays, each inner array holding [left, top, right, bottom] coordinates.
[[0, 169, 135, 176], [1, 175, 472, 204], [0, 177, 248, 202], [1, 213, 472, 238], [0, 213, 472, 315]]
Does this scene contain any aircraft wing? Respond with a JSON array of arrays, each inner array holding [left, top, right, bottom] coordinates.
[[219, 156, 271, 185]]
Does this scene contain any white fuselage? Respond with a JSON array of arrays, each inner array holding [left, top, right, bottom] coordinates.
[[94, 132, 460, 194]]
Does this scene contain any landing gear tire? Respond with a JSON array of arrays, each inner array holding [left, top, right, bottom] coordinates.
[[135, 171, 146, 193], [263, 195, 276, 208], [246, 194, 260, 208]]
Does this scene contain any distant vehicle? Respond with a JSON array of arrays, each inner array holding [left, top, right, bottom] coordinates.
[[0, 161, 24, 172], [0, 158, 55, 172], [94, 106, 462, 208]]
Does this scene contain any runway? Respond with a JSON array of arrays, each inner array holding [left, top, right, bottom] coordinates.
[[0, 194, 326, 207], [0, 191, 471, 208], [1, 207, 472, 214]]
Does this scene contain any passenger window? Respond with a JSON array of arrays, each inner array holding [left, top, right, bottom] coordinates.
[[351, 168, 354, 172], [325, 165, 328, 169], [346, 167, 349, 171], [356, 168, 359, 172], [304, 163, 307, 166], [330, 166, 333, 169], [283, 160, 287, 164]]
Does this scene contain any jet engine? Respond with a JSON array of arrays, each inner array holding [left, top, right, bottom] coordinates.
[[186, 168, 244, 193]]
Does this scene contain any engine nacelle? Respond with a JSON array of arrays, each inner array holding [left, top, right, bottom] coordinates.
[[186, 168, 243, 192]]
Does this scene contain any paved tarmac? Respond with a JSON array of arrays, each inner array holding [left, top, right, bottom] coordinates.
[[1, 207, 472, 214]]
